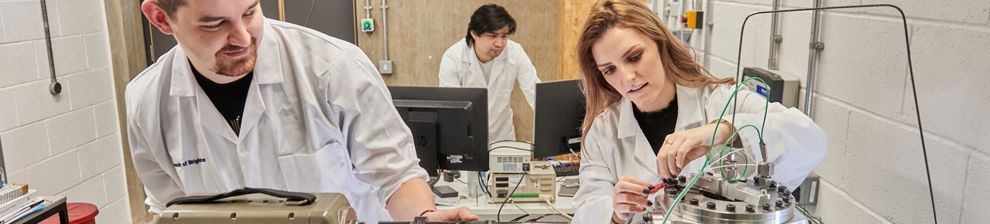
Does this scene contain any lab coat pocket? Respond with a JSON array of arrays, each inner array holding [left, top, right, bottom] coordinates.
[[277, 143, 353, 193]]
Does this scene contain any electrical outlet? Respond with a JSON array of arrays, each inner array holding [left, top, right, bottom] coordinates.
[[360, 18, 374, 33], [379, 60, 393, 75]]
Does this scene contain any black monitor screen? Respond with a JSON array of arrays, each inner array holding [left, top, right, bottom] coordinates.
[[389, 86, 489, 177], [534, 79, 586, 158]]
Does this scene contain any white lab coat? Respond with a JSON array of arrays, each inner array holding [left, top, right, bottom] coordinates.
[[438, 38, 541, 142], [125, 19, 428, 223], [571, 84, 826, 223]]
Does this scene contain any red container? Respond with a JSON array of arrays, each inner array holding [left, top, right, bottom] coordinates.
[[40, 202, 99, 224]]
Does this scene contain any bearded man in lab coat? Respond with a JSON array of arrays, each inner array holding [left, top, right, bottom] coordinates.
[[439, 4, 541, 143], [126, 0, 478, 222]]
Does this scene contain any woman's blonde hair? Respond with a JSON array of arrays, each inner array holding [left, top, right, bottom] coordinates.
[[577, 0, 733, 142]]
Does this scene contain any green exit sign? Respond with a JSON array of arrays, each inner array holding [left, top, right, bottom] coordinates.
[[361, 18, 374, 33]]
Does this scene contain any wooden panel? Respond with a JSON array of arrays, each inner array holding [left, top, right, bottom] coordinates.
[[104, 0, 151, 223], [354, 0, 563, 141], [559, 0, 597, 81]]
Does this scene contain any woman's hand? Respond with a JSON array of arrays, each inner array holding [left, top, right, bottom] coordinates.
[[612, 176, 652, 223], [656, 121, 734, 178]]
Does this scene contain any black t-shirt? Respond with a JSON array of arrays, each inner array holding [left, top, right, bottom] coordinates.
[[633, 98, 679, 155], [192, 66, 254, 135]]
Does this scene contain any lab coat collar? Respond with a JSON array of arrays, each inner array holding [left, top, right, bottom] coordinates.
[[236, 19, 282, 142], [615, 84, 707, 139], [168, 19, 284, 97], [253, 19, 284, 84], [170, 19, 283, 143], [168, 49, 196, 97]]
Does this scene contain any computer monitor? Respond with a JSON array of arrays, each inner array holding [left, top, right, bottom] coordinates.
[[388, 86, 489, 177], [534, 79, 586, 158]]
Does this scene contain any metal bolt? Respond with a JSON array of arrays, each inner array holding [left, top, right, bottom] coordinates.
[[643, 212, 653, 222], [778, 186, 787, 194], [783, 197, 791, 203], [707, 201, 717, 209], [689, 198, 699, 205], [811, 42, 825, 50], [726, 204, 736, 212], [776, 200, 785, 208], [762, 203, 772, 211], [746, 204, 756, 212]]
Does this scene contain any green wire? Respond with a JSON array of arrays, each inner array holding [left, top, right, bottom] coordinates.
[[661, 77, 771, 223]]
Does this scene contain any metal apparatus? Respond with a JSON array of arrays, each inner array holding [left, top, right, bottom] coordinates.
[[487, 161, 557, 203], [157, 188, 355, 224], [645, 160, 805, 224]]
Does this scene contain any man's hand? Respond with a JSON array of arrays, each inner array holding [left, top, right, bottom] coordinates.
[[425, 207, 479, 221], [656, 121, 734, 178]]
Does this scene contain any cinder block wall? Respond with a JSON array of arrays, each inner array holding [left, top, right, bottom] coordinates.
[[688, 0, 989, 223], [0, 0, 130, 222]]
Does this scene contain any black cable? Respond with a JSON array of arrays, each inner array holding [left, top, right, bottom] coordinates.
[[478, 171, 490, 196], [526, 214, 551, 222], [496, 173, 527, 222], [731, 4, 936, 224], [526, 214, 560, 222], [510, 214, 529, 222], [302, 0, 316, 26], [797, 205, 824, 224]]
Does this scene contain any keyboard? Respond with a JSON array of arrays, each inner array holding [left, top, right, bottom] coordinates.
[[553, 164, 580, 176]]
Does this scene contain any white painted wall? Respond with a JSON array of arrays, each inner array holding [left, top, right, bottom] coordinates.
[[687, 0, 989, 223], [0, 0, 130, 222]]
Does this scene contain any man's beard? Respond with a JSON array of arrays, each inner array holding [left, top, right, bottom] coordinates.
[[213, 39, 258, 77]]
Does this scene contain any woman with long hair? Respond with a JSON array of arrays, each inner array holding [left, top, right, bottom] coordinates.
[[571, 1, 826, 223]]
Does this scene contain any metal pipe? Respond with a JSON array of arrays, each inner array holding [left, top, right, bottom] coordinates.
[[40, 0, 61, 95], [768, 0, 782, 70], [702, 0, 713, 68], [278, 0, 285, 21], [688, 0, 708, 62], [663, 0, 681, 28], [364, 0, 372, 19], [380, 0, 389, 60], [804, 0, 824, 116], [679, 0, 687, 30], [693, 0, 703, 62]]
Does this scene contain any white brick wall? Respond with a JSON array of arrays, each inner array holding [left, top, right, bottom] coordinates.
[[962, 155, 990, 223], [0, 0, 130, 222], [696, 0, 989, 223]]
